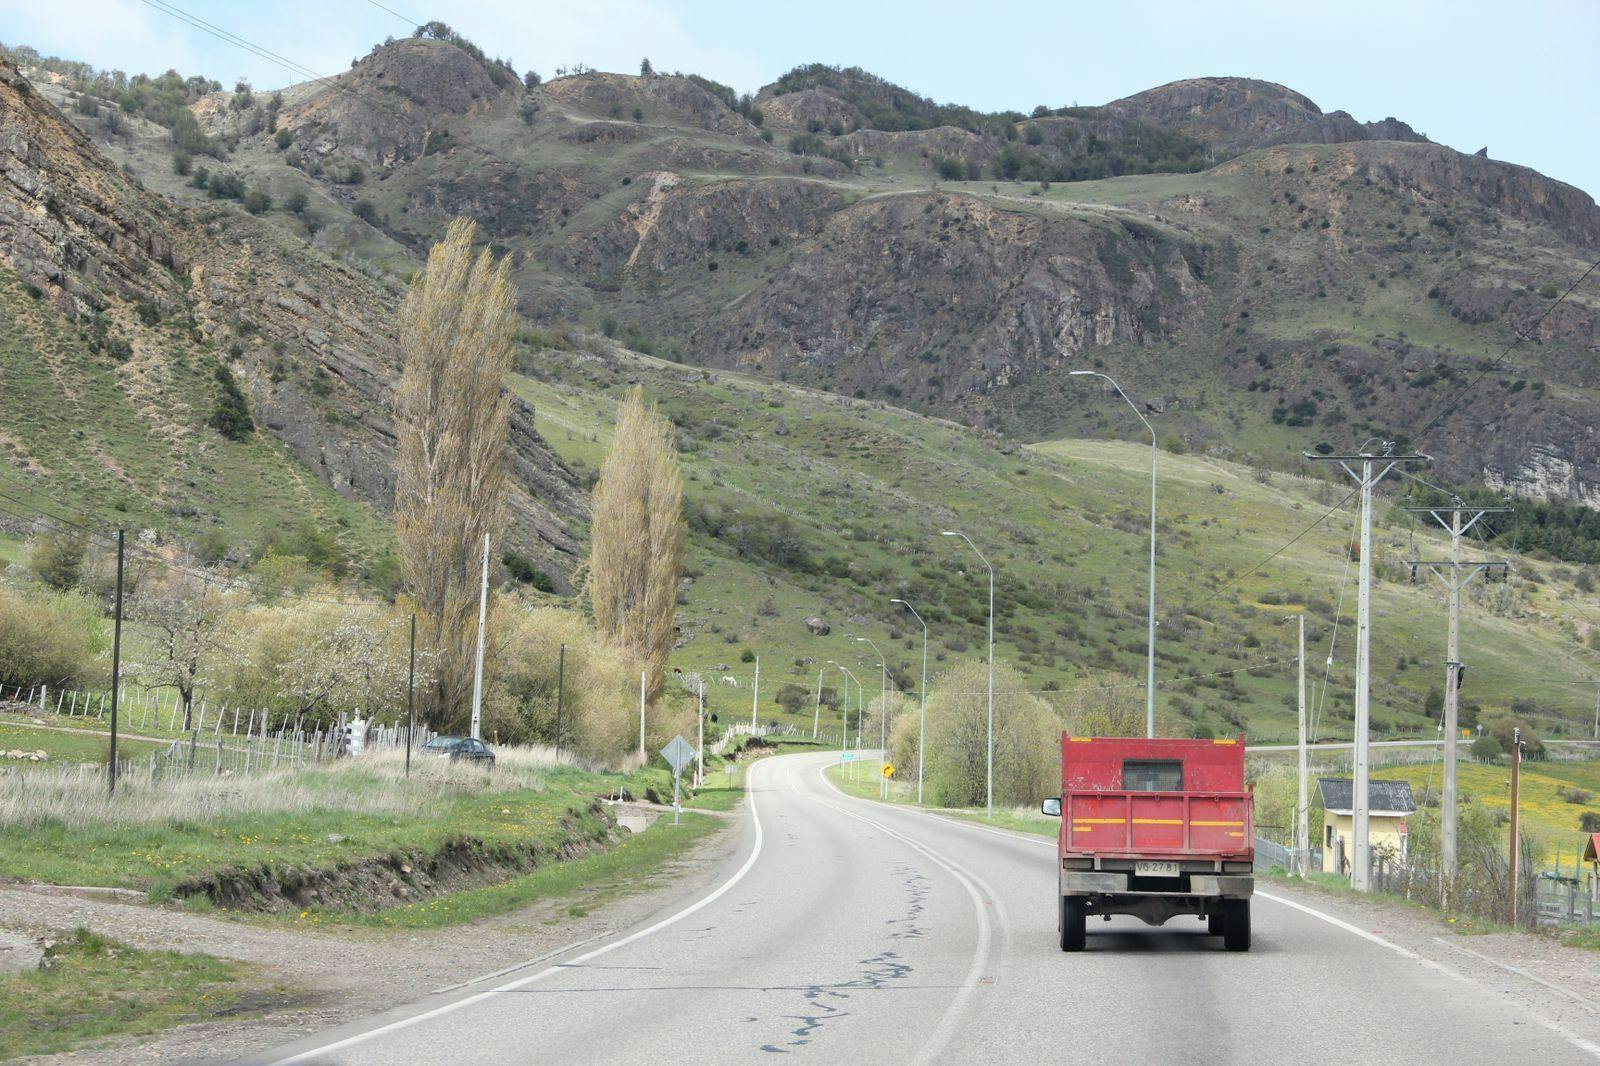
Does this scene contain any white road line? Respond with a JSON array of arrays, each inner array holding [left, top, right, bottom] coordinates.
[[268, 758, 770, 1064], [810, 762, 995, 1066], [1430, 936, 1597, 1012], [1255, 890, 1465, 980]]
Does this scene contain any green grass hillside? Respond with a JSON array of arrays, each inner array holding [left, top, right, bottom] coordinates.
[[513, 343, 1600, 743], [0, 269, 394, 570]]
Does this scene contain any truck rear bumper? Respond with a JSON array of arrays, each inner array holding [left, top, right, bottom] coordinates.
[[1062, 872, 1253, 898], [1062, 872, 1253, 925]]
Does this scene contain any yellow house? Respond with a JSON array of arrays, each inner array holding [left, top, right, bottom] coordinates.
[[1318, 778, 1418, 877]]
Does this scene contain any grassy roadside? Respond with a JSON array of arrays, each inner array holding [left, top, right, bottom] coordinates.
[[0, 928, 295, 1061], [304, 811, 727, 929], [821, 762, 1057, 838]]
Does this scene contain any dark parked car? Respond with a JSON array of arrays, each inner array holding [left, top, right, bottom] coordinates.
[[421, 735, 496, 767]]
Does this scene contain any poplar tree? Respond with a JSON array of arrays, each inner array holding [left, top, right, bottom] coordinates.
[[394, 218, 516, 727], [589, 388, 685, 702]]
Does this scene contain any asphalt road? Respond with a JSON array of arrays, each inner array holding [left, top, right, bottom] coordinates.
[[255, 751, 1600, 1064]]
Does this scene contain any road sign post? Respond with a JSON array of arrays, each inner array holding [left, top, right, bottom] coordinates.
[[661, 734, 696, 827]]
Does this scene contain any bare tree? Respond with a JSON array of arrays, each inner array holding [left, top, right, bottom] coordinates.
[[394, 217, 516, 729], [131, 555, 240, 728], [588, 388, 684, 701]]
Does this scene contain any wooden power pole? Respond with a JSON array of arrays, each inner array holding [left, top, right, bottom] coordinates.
[[1509, 726, 1524, 926]]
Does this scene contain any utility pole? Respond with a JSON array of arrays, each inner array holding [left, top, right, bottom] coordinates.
[[639, 669, 647, 759], [893, 598, 929, 806], [696, 680, 705, 788], [750, 655, 760, 730], [469, 533, 490, 740], [108, 529, 125, 795], [1297, 613, 1308, 877], [405, 613, 416, 778], [1404, 498, 1510, 899], [555, 643, 566, 757], [1305, 445, 1429, 891], [812, 665, 825, 739], [1509, 726, 1524, 926]]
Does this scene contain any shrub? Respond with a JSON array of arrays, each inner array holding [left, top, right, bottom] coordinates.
[[242, 190, 272, 214], [739, 648, 756, 664], [909, 659, 1060, 807], [0, 584, 107, 691], [274, 128, 293, 149], [284, 189, 309, 215], [1581, 811, 1600, 834], [1470, 732, 1502, 762], [501, 551, 555, 592], [28, 529, 89, 591], [352, 200, 379, 225], [209, 363, 253, 440]]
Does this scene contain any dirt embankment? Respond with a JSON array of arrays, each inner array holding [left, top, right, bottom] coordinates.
[[173, 801, 613, 913]]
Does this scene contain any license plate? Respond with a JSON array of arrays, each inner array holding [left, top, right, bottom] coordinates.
[[1135, 861, 1180, 878]]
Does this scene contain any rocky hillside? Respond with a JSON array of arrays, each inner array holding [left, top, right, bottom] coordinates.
[[0, 60, 585, 584], [10, 34, 1600, 512]]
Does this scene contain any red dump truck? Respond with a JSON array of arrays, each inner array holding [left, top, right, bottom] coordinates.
[[1041, 735, 1255, 951]]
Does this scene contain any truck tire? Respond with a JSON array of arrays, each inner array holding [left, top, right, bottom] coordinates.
[[1060, 896, 1086, 952], [1207, 911, 1224, 936], [1223, 899, 1250, 952]]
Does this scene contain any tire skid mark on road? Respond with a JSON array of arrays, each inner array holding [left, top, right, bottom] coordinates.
[[752, 759, 930, 1056], [810, 762, 1000, 1066]]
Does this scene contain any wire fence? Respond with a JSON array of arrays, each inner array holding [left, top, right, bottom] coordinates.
[[1, 680, 431, 784]]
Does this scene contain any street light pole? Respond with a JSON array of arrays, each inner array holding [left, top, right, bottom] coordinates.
[[942, 530, 994, 818], [828, 661, 859, 769], [854, 636, 889, 798], [1070, 369, 1157, 738], [892, 599, 928, 805]]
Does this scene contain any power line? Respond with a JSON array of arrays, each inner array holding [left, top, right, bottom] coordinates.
[[137, 0, 535, 180], [1411, 255, 1600, 445], [358, 0, 419, 28]]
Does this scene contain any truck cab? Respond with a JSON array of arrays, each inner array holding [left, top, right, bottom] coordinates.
[[1041, 735, 1254, 951]]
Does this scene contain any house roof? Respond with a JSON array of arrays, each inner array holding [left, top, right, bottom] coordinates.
[[1317, 777, 1417, 815]]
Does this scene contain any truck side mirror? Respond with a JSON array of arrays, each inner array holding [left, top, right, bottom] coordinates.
[[1041, 797, 1062, 817]]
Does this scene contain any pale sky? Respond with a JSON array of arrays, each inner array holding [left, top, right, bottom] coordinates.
[[4, 0, 1597, 197]]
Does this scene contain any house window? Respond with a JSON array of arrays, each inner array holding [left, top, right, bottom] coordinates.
[[1325, 824, 1333, 848], [1122, 760, 1183, 791]]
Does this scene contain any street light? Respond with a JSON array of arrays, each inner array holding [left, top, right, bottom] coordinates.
[[1070, 369, 1158, 739], [892, 598, 929, 806], [853, 635, 890, 798], [942, 530, 994, 819], [828, 660, 861, 774]]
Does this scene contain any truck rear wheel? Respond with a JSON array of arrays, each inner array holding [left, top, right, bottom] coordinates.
[[1207, 911, 1224, 936], [1060, 896, 1086, 952], [1222, 899, 1250, 952]]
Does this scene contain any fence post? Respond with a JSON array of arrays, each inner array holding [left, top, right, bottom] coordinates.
[[39, 685, 46, 711], [215, 735, 223, 775]]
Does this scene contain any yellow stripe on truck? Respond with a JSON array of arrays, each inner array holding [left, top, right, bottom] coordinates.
[[1191, 820, 1245, 827], [1072, 818, 1127, 825], [1131, 818, 1183, 825], [1211, 738, 1238, 745]]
